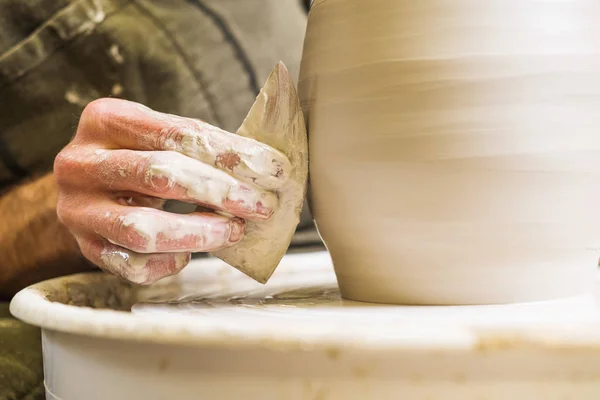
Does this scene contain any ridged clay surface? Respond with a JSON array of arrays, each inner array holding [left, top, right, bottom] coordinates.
[[299, 0, 600, 304]]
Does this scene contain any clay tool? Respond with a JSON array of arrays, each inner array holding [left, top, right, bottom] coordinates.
[[212, 62, 309, 283]]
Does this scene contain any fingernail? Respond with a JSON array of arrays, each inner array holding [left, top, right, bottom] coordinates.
[[256, 200, 274, 217], [255, 190, 278, 216], [226, 185, 278, 218], [228, 218, 245, 243]]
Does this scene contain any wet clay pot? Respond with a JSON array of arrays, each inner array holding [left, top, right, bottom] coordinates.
[[298, 0, 600, 305]]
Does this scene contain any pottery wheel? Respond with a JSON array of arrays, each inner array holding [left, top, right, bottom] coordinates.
[[12, 251, 600, 400], [132, 251, 600, 327]]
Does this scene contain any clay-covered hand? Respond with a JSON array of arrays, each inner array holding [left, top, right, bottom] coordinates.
[[54, 98, 291, 285]]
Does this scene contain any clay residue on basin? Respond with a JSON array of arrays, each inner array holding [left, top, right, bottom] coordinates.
[[65, 280, 136, 311], [29, 273, 140, 311]]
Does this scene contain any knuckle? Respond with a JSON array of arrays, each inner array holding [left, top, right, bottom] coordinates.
[[82, 98, 115, 121], [139, 154, 176, 194], [110, 214, 127, 243], [109, 212, 150, 252], [156, 125, 184, 150], [76, 238, 96, 263], [55, 195, 71, 226], [53, 150, 77, 185], [79, 98, 119, 138], [133, 155, 153, 182], [109, 214, 139, 251], [55, 194, 88, 232]]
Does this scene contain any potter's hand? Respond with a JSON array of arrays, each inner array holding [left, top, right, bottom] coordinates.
[[54, 98, 291, 285]]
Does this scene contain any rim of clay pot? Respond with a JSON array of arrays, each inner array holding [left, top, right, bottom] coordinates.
[[10, 252, 600, 352]]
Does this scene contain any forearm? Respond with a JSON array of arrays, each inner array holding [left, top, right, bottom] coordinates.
[[0, 173, 95, 299]]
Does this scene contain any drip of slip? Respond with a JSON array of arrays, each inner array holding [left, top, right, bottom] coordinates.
[[212, 62, 309, 283]]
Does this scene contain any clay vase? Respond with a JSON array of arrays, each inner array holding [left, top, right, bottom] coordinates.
[[298, 0, 600, 305]]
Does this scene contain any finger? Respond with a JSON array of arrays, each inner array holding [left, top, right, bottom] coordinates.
[[63, 200, 245, 254], [78, 98, 291, 190], [76, 236, 191, 285], [67, 147, 276, 220]]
